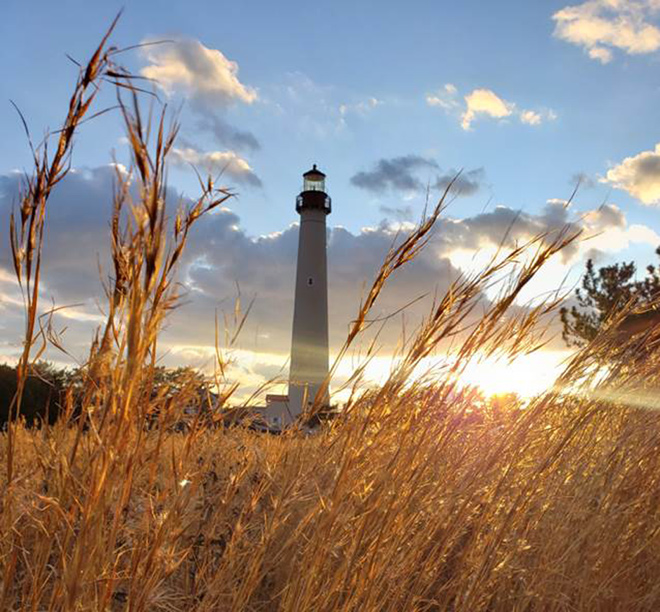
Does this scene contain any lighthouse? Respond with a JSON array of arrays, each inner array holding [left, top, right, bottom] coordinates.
[[252, 165, 331, 430], [288, 164, 331, 418]]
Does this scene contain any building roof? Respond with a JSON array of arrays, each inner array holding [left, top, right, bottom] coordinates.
[[266, 394, 289, 402], [303, 164, 326, 179]]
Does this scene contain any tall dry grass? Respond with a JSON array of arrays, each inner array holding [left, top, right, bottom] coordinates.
[[3, 21, 660, 612]]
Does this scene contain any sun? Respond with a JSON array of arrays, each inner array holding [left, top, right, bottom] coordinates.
[[461, 352, 567, 399], [331, 351, 568, 403]]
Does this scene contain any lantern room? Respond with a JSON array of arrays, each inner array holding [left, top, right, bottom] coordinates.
[[296, 164, 332, 215], [302, 164, 326, 193]]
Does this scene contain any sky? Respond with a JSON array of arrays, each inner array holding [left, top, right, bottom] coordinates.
[[2, 0, 660, 399]]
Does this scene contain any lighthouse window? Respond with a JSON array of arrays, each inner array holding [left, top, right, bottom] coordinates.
[[304, 177, 325, 192], [307, 277, 314, 286]]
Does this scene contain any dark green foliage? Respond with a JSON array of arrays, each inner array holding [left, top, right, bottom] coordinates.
[[146, 365, 216, 427], [0, 362, 69, 427], [0, 362, 213, 428], [150, 366, 209, 401], [560, 247, 660, 346]]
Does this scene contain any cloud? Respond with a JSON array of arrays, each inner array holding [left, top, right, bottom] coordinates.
[[140, 37, 257, 108], [574, 202, 658, 257], [426, 84, 461, 111], [339, 97, 382, 117], [337, 97, 383, 130], [440, 200, 645, 267], [140, 37, 260, 164], [427, 84, 557, 130], [552, 0, 660, 63], [435, 168, 486, 196], [520, 109, 558, 126], [589, 46, 614, 63], [570, 172, 596, 188], [270, 73, 379, 138], [582, 202, 626, 229], [350, 155, 439, 194], [351, 156, 486, 198], [193, 115, 260, 153], [1, 167, 655, 396], [461, 89, 515, 130], [604, 143, 660, 204], [443, 201, 579, 262], [170, 146, 262, 186], [519, 110, 542, 126], [378, 204, 414, 221]]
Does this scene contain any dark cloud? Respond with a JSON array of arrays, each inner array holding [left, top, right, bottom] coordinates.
[[192, 114, 260, 153], [584, 248, 605, 264], [0, 167, 116, 302], [435, 168, 485, 196], [379, 205, 414, 221], [443, 200, 581, 263], [0, 166, 462, 374], [351, 155, 438, 194], [351, 156, 485, 198], [0, 166, 638, 394], [588, 203, 625, 230]]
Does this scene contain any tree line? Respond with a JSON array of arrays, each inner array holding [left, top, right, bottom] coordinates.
[[0, 363, 213, 428]]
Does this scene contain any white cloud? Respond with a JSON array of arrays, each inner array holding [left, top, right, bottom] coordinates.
[[270, 72, 345, 139], [170, 147, 261, 187], [604, 143, 660, 204], [140, 37, 257, 108], [581, 221, 660, 254], [461, 89, 515, 130], [628, 223, 660, 244], [520, 108, 558, 126], [427, 85, 557, 130], [425, 83, 461, 111], [337, 97, 383, 129], [589, 46, 614, 62], [139, 38, 260, 154], [520, 110, 542, 126], [553, 0, 660, 63], [339, 97, 382, 116]]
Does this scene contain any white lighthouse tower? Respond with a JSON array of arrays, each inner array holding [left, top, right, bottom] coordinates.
[[288, 164, 331, 418]]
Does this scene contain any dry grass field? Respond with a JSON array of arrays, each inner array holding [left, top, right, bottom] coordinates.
[[3, 20, 660, 611]]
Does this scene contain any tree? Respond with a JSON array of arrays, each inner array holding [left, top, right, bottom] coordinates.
[[560, 247, 660, 347], [0, 362, 71, 427], [0, 361, 214, 428], [143, 366, 216, 429]]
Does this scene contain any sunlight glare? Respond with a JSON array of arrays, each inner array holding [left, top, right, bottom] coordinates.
[[462, 351, 567, 398]]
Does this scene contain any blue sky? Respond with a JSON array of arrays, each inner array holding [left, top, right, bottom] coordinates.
[[2, 0, 660, 396], [3, 0, 660, 233]]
